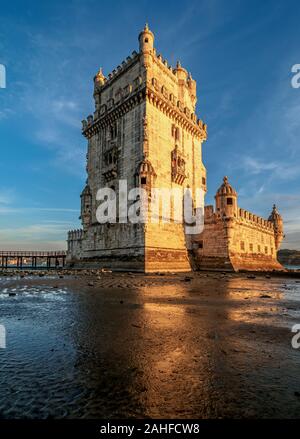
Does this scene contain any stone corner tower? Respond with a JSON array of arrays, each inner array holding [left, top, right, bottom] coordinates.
[[67, 24, 208, 272]]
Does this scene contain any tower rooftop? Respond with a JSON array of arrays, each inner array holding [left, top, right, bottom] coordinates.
[[216, 176, 237, 196]]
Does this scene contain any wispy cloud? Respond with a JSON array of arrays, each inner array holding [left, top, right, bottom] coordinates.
[[235, 156, 300, 182], [0, 206, 78, 214], [0, 108, 14, 121], [0, 188, 15, 205], [0, 222, 71, 250]]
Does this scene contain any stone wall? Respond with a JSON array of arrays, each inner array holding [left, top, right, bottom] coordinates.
[[193, 206, 284, 272]]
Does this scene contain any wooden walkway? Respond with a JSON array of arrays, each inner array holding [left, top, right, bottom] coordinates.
[[0, 251, 67, 269]]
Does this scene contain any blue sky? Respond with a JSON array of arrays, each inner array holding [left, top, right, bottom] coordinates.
[[0, 0, 300, 250]]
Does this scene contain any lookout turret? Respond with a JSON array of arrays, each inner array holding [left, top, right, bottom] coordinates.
[[215, 176, 238, 218], [139, 23, 154, 54], [268, 204, 284, 250]]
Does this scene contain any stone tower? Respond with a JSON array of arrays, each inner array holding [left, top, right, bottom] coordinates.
[[67, 25, 207, 272], [215, 176, 238, 218], [268, 204, 284, 250]]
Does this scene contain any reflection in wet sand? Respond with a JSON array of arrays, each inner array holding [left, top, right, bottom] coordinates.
[[0, 273, 300, 418]]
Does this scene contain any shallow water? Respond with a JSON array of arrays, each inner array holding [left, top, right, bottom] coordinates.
[[0, 273, 300, 419]]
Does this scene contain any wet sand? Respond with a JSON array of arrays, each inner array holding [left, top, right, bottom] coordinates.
[[0, 271, 300, 419]]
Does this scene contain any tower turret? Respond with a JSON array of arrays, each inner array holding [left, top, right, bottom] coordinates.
[[187, 72, 197, 109], [139, 23, 154, 69], [80, 184, 92, 229], [215, 176, 238, 218], [93, 68, 106, 113], [268, 204, 284, 250], [175, 60, 188, 82], [94, 67, 106, 87], [138, 23, 154, 54]]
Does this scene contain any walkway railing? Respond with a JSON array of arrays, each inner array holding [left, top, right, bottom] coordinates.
[[0, 251, 67, 269], [0, 251, 67, 257]]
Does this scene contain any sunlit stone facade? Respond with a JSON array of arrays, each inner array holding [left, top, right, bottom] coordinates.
[[67, 25, 283, 272], [67, 25, 207, 272]]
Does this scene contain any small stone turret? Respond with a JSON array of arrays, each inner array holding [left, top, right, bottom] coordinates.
[[80, 184, 92, 229], [215, 176, 238, 218], [94, 67, 106, 87], [139, 23, 154, 53], [93, 68, 106, 113], [187, 72, 197, 109], [139, 23, 154, 68], [268, 204, 284, 250], [175, 61, 188, 82]]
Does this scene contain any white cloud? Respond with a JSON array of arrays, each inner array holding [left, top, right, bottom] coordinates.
[[0, 206, 78, 214], [0, 222, 72, 249], [235, 156, 300, 183]]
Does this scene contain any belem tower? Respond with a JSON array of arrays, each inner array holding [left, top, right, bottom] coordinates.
[[67, 25, 284, 272]]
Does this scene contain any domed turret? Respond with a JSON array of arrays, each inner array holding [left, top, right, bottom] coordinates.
[[175, 60, 188, 82], [135, 155, 156, 198], [93, 68, 106, 113], [80, 184, 92, 228], [215, 176, 238, 217], [137, 158, 156, 176], [268, 204, 284, 249], [139, 23, 154, 54], [187, 72, 197, 109], [94, 67, 106, 87]]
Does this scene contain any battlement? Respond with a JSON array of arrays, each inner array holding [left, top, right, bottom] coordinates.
[[99, 50, 140, 89], [204, 204, 274, 232], [68, 229, 83, 241], [237, 208, 274, 231], [204, 205, 214, 218]]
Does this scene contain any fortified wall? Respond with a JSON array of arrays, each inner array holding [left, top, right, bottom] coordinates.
[[193, 177, 284, 271]]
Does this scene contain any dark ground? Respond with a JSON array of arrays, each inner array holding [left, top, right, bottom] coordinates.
[[0, 271, 300, 419]]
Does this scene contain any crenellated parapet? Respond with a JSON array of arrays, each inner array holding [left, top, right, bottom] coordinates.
[[237, 208, 274, 231], [81, 88, 146, 139], [68, 229, 83, 241], [94, 51, 140, 92], [146, 87, 207, 140]]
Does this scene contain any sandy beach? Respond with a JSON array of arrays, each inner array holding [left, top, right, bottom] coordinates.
[[0, 270, 300, 419]]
